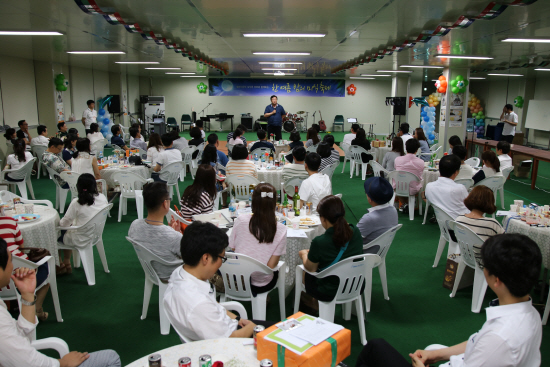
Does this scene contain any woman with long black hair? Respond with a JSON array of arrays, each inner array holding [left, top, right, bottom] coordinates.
[[179, 164, 218, 220], [4, 139, 33, 181]]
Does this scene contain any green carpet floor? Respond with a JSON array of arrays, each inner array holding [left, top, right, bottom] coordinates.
[[32, 133, 549, 366]]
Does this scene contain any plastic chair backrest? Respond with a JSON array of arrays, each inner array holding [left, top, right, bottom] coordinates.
[[334, 115, 344, 123], [320, 161, 339, 180], [446, 221, 484, 269], [72, 204, 112, 248], [251, 147, 273, 157], [219, 253, 275, 300], [4, 157, 36, 181], [6, 141, 13, 155], [388, 170, 420, 197], [160, 161, 185, 183], [32, 146, 47, 163], [370, 160, 388, 178], [429, 143, 440, 152], [226, 144, 234, 154], [455, 178, 474, 191], [111, 144, 124, 152], [0, 279, 17, 301], [91, 139, 106, 156], [0, 190, 52, 207], [167, 117, 178, 126], [59, 171, 81, 198], [195, 143, 205, 157], [306, 144, 319, 153], [315, 254, 382, 303], [474, 176, 506, 193], [113, 171, 148, 197], [45, 165, 64, 189], [226, 174, 259, 201], [501, 166, 513, 182], [432, 205, 454, 242], [465, 157, 480, 168], [284, 176, 305, 199], [181, 114, 192, 123], [181, 147, 196, 162], [363, 224, 402, 259], [349, 145, 370, 163], [367, 149, 378, 162]]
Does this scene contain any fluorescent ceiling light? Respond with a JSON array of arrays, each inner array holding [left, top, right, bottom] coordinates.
[[166, 72, 196, 75], [264, 73, 290, 76], [435, 54, 493, 60], [67, 51, 125, 55], [0, 31, 63, 36], [261, 68, 298, 71], [502, 38, 550, 43], [253, 52, 311, 55], [469, 77, 486, 80], [400, 65, 444, 69], [258, 62, 303, 65], [361, 74, 391, 77], [145, 67, 181, 70], [115, 61, 159, 64], [349, 77, 374, 79], [487, 73, 523, 77], [180, 76, 207, 78], [376, 70, 412, 73], [535, 68, 550, 71], [244, 33, 324, 38]]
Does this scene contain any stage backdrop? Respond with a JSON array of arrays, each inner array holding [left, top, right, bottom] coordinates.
[[209, 78, 345, 97]]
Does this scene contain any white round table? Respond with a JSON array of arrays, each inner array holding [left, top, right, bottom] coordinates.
[[503, 216, 550, 269], [422, 168, 440, 190], [18, 205, 61, 265], [100, 165, 151, 189], [125, 338, 258, 367], [257, 167, 284, 187], [374, 146, 391, 163]]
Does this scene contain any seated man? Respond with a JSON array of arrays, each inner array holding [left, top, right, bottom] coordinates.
[[424, 154, 469, 219], [164, 221, 262, 340], [249, 129, 275, 153], [394, 138, 424, 211], [355, 233, 542, 367], [282, 146, 309, 183], [497, 140, 512, 170], [0, 238, 121, 367], [42, 138, 71, 189], [153, 133, 182, 182], [452, 145, 475, 180], [206, 133, 228, 170], [397, 122, 413, 146], [343, 123, 359, 146], [57, 122, 68, 138], [299, 152, 332, 211], [171, 129, 189, 151], [110, 125, 128, 150], [129, 125, 147, 151], [30, 125, 49, 147], [128, 182, 183, 280], [358, 177, 398, 249]]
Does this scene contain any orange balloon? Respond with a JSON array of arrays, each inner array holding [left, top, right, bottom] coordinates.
[[438, 87, 445, 93], [479, 107, 483, 111], [476, 103, 481, 108], [433, 101, 439, 106], [429, 103, 434, 107], [428, 98, 433, 103], [439, 76, 445, 81], [441, 81, 447, 88]]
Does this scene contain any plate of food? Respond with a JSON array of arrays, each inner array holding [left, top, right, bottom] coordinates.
[[299, 216, 321, 227], [12, 214, 41, 223]]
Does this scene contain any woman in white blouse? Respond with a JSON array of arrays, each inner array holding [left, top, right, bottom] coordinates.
[[87, 123, 104, 145], [4, 139, 33, 181], [71, 138, 101, 179], [472, 150, 503, 184], [146, 133, 164, 166], [59, 173, 109, 274]]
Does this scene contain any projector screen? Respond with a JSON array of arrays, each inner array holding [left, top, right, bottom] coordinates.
[[525, 100, 550, 132]]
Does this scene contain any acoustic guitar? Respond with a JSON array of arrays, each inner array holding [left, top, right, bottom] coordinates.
[[318, 110, 326, 131]]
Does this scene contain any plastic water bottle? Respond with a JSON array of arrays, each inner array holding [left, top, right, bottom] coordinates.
[[229, 199, 237, 220], [249, 189, 254, 204]]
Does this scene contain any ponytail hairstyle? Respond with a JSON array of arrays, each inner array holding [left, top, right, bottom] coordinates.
[[13, 139, 26, 162], [72, 138, 91, 159], [76, 173, 98, 206], [481, 150, 501, 173], [317, 195, 353, 247], [249, 183, 277, 243], [4, 128, 15, 141]]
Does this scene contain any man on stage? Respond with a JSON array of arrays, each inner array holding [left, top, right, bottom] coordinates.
[[264, 95, 286, 141]]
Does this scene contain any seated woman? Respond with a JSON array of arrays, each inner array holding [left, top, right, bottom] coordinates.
[[298, 195, 363, 302], [4, 139, 33, 181], [87, 123, 104, 145], [394, 139, 424, 210], [201, 145, 225, 192], [472, 150, 502, 184], [351, 128, 373, 163], [316, 142, 338, 172], [448, 134, 462, 155], [180, 164, 217, 220], [71, 138, 101, 180], [189, 127, 204, 159], [305, 127, 320, 148], [229, 183, 287, 295], [289, 131, 304, 150], [62, 133, 78, 166], [228, 127, 244, 146], [4, 128, 16, 145], [382, 137, 404, 172], [146, 132, 164, 166], [414, 128, 431, 162], [226, 144, 258, 178], [59, 173, 109, 274]]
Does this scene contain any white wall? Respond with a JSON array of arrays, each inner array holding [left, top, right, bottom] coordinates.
[[0, 55, 39, 126], [128, 75, 140, 116], [70, 66, 95, 118]]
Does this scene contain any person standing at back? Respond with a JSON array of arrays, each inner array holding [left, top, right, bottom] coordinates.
[[499, 103, 518, 144], [263, 95, 286, 141], [82, 100, 97, 136]]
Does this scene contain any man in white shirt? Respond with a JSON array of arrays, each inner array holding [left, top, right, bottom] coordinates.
[[164, 221, 262, 341], [299, 152, 332, 210], [497, 141, 512, 171], [343, 123, 359, 146], [452, 145, 475, 180], [499, 103, 518, 144], [355, 233, 542, 367], [424, 155, 469, 219], [153, 133, 183, 182], [397, 122, 413, 146], [82, 100, 97, 135], [0, 238, 121, 367], [129, 126, 147, 151], [30, 125, 50, 147]]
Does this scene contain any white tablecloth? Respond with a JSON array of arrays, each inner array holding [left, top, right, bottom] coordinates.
[[257, 167, 284, 187], [100, 165, 150, 189], [374, 146, 392, 163], [503, 215, 550, 269], [125, 338, 258, 367], [19, 205, 61, 265], [422, 168, 440, 190]]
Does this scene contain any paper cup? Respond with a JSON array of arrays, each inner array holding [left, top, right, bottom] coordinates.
[[24, 204, 34, 214], [287, 211, 295, 219], [15, 204, 25, 214], [510, 205, 518, 212], [291, 218, 300, 230], [238, 201, 246, 209], [514, 200, 523, 208]]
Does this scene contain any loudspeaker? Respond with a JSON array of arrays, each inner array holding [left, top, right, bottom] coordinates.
[[192, 111, 197, 123], [241, 116, 253, 130], [139, 95, 149, 104], [392, 97, 406, 116], [107, 95, 120, 113]]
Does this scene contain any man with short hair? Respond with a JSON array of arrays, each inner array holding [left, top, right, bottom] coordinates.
[[499, 103, 518, 144], [358, 177, 398, 248], [57, 122, 68, 138], [397, 122, 412, 145], [263, 95, 286, 141], [82, 100, 97, 135], [206, 133, 228, 167], [17, 120, 31, 145], [164, 221, 262, 340], [424, 154, 469, 219], [31, 125, 49, 147], [129, 126, 147, 151], [42, 138, 71, 189], [153, 133, 182, 181], [249, 130, 275, 153], [171, 129, 189, 151], [128, 182, 183, 280], [343, 123, 360, 146], [110, 125, 128, 150], [452, 145, 475, 180], [282, 146, 309, 182], [496, 140, 512, 170], [299, 152, 332, 210]]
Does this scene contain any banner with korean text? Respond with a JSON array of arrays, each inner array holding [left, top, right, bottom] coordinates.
[[209, 78, 345, 97]]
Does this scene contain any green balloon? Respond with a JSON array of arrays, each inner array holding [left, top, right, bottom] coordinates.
[[463, 80, 469, 87], [56, 74, 65, 82], [456, 75, 464, 81], [451, 80, 457, 87], [451, 86, 459, 94]]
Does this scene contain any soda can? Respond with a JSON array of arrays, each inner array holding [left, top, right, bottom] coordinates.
[[199, 355, 212, 367], [260, 359, 273, 367], [148, 354, 161, 367], [253, 325, 266, 349], [178, 357, 192, 367]]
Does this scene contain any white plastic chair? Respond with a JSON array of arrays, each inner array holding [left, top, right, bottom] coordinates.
[[340, 143, 351, 174], [31, 145, 48, 178], [165, 208, 192, 227], [293, 254, 382, 346], [226, 174, 259, 201], [367, 149, 378, 163], [0, 190, 53, 208], [370, 160, 390, 178], [57, 204, 113, 286], [111, 144, 124, 152], [446, 221, 488, 313], [283, 176, 305, 200], [90, 138, 107, 157], [474, 176, 506, 217], [45, 165, 70, 214], [362, 224, 402, 312], [0, 158, 36, 200], [160, 161, 185, 200], [113, 171, 153, 222], [455, 178, 475, 191], [31, 337, 70, 357], [429, 143, 440, 152], [465, 157, 480, 168], [180, 146, 196, 181], [349, 145, 371, 180], [127, 237, 183, 335], [320, 160, 339, 181], [418, 146, 441, 160], [307, 144, 319, 153], [59, 171, 108, 202], [388, 170, 422, 221], [429, 205, 457, 267], [498, 166, 514, 209], [226, 143, 234, 157], [218, 253, 286, 321], [543, 289, 550, 325]]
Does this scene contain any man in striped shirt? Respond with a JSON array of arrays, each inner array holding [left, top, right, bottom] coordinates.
[[282, 146, 309, 183]]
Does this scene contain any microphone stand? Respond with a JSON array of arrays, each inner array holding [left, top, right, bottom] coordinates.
[[199, 103, 212, 117]]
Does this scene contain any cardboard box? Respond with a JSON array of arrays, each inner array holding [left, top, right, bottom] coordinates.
[[512, 153, 532, 178], [257, 312, 351, 367], [372, 140, 385, 148]]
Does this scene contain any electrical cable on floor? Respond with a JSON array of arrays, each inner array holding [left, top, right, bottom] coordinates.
[[508, 177, 550, 195], [342, 198, 359, 224]]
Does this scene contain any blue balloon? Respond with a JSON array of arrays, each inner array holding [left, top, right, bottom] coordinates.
[[102, 118, 110, 125], [101, 125, 110, 133], [98, 108, 106, 116], [423, 106, 429, 112], [423, 116, 430, 122], [478, 119, 484, 124], [97, 121, 104, 129], [105, 133, 113, 141], [430, 107, 436, 112], [428, 139, 434, 145], [428, 133, 435, 140], [421, 112, 427, 117]]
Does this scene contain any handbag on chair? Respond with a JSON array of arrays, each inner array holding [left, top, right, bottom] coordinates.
[[21, 247, 51, 263]]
